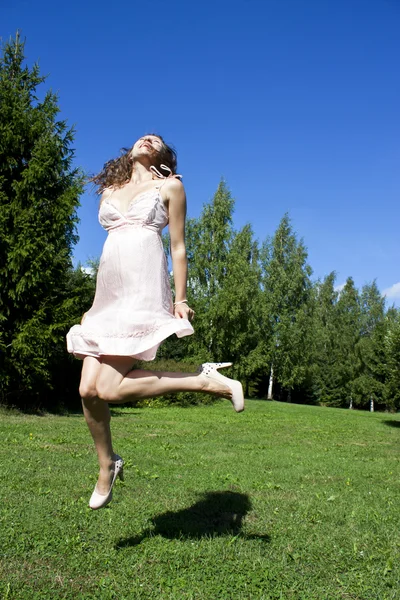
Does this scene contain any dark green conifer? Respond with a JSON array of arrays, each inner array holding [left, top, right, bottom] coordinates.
[[351, 282, 387, 410], [0, 34, 84, 406], [260, 214, 313, 401]]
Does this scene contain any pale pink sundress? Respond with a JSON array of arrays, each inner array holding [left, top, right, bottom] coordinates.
[[66, 184, 194, 361]]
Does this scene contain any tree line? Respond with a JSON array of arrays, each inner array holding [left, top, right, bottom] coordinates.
[[1, 36, 399, 411], [160, 183, 399, 411]]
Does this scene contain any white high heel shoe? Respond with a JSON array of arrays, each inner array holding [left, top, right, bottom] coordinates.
[[89, 455, 124, 510], [198, 362, 245, 413]]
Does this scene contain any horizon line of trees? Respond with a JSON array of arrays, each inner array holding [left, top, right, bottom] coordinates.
[[1, 35, 399, 412], [157, 182, 400, 412]]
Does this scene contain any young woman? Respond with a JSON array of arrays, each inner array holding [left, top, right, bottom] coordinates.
[[67, 134, 244, 510]]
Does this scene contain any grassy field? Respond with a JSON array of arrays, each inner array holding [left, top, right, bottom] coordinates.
[[0, 400, 399, 599]]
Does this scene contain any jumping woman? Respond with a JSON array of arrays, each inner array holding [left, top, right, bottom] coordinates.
[[67, 134, 244, 510]]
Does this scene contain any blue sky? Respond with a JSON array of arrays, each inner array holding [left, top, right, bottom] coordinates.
[[3, 0, 399, 304]]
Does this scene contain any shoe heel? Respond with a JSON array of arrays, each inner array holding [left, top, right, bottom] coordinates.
[[89, 455, 124, 510], [199, 363, 245, 413], [212, 362, 233, 371]]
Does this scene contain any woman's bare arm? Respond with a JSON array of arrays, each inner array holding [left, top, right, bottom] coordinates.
[[163, 178, 193, 320]]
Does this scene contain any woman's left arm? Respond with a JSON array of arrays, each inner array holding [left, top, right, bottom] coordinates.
[[164, 178, 194, 322]]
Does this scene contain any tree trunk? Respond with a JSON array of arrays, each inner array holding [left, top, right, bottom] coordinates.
[[349, 396, 353, 410], [267, 365, 274, 400], [287, 388, 292, 403], [208, 318, 213, 353], [370, 395, 374, 412]]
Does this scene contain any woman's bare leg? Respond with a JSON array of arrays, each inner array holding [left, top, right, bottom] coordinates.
[[79, 357, 118, 494], [96, 356, 233, 404], [80, 356, 235, 500]]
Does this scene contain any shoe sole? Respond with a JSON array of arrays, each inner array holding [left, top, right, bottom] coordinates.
[[229, 379, 245, 412]]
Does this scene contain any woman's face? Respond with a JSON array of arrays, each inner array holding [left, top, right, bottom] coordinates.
[[131, 135, 162, 159]]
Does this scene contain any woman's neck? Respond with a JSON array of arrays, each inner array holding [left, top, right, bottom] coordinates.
[[130, 160, 153, 185]]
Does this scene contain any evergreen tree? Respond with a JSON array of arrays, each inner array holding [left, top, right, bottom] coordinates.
[[313, 276, 362, 408], [184, 180, 234, 360], [351, 282, 387, 410], [335, 277, 361, 406], [212, 224, 262, 394], [259, 214, 313, 401], [0, 35, 83, 407], [309, 273, 339, 405], [384, 308, 400, 411]]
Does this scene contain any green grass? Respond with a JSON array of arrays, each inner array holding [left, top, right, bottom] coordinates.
[[0, 401, 399, 599]]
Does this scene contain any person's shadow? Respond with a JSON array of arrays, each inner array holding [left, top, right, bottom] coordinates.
[[383, 420, 400, 428], [116, 490, 270, 548]]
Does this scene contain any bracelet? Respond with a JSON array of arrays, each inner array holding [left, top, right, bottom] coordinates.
[[174, 300, 188, 306]]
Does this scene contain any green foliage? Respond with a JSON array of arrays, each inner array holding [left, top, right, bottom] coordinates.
[[335, 277, 361, 401], [311, 274, 362, 407], [184, 180, 235, 360], [174, 182, 263, 397], [0, 35, 84, 408], [0, 37, 396, 412], [351, 282, 388, 409], [160, 188, 397, 410], [385, 309, 400, 410], [308, 276, 400, 411], [258, 214, 313, 399]]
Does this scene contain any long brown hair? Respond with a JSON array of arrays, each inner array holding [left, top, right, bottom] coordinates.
[[89, 134, 178, 192]]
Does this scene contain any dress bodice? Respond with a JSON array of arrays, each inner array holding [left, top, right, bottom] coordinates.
[[99, 188, 169, 234]]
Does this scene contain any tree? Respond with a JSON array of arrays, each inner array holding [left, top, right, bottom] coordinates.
[[351, 282, 387, 410], [384, 308, 400, 411], [309, 272, 340, 405], [311, 275, 362, 407], [259, 214, 313, 401], [335, 277, 361, 407], [0, 34, 83, 407], [184, 180, 235, 361], [212, 224, 262, 394]]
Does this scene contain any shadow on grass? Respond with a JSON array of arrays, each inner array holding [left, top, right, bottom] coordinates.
[[109, 408, 142, 417], [116, 490, 270, 548], [383, 420, 400, 428]]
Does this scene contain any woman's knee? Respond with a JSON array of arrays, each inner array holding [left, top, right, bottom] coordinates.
[[79, 357, 101, 400], [95, 358, 135, 403], [79, 381, 98, 400], [95, 377, 122, 403]]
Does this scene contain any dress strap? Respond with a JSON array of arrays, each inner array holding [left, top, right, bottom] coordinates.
[[150, 164, 183, 190]]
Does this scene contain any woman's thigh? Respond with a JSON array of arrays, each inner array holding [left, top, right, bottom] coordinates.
[[79, 356, 102, 399], [96, 356, 136, 402]]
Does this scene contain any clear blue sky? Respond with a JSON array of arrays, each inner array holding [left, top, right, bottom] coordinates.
[[3, 0, 399, 304]]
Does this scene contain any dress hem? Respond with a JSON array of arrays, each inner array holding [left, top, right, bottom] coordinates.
[[66, 319, 194, 361]]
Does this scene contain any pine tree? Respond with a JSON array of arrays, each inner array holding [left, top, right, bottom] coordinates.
[[212, 224, 262, 393], [311, 275, 362, 407], [184, 180, 234, 360], [335, 277, 361, 406], [309, 273, 340, 405], [260, 214, 313, 401], [351, 282, 387, 410], [0, 35, 83, 406], [384, 308, 400, 411]]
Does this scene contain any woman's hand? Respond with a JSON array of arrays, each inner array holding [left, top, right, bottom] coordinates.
[[174, 303, 195, 322]]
